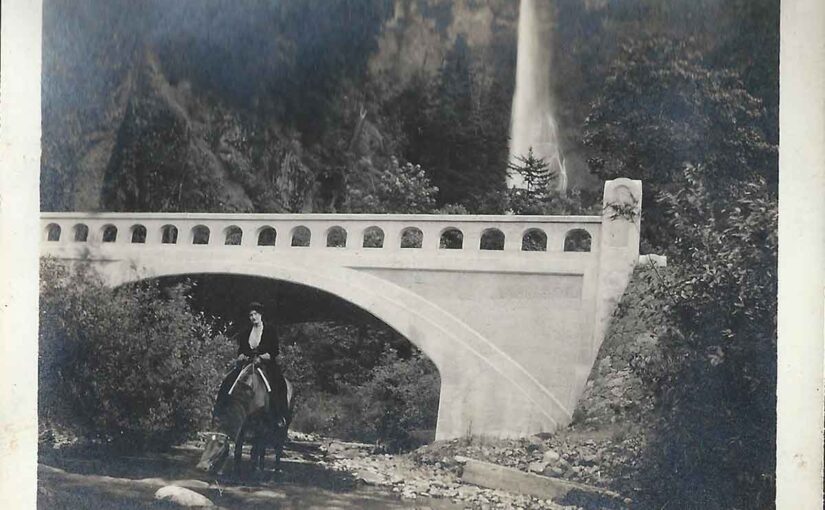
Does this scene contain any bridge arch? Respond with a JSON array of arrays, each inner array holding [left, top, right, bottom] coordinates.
[[439, 227, 463, 249], [45, 223, 61, 241], [563, 228, 592, 252], [325, 226, 347, 248], [102, 258, 570, 438], [130, 224, 147, 244], [191, 225, 210, 245], [362, 226, 384, 248], [480, 228, 505, 250], [223, 225, 243, 246], [161, 225, 178, 244], [101, 224, 118, 243], [521, 228, 547, 251], [256, 226, 277, 246], [73, 223, 89, 242], [290, 226, 311, 247]]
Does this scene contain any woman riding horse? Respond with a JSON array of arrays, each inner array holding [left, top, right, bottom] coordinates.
[[217, 301, 289, 428]]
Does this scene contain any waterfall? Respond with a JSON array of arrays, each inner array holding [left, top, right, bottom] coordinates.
[[509, 0, 567, 192]]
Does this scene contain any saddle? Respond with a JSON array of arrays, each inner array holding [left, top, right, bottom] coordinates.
[[220, 362, 289, 429]]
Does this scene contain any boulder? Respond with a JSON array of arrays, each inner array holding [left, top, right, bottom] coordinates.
[[541, 449, 561, 463], [527, 461, 547, 473], [154, 485, 214, 507]]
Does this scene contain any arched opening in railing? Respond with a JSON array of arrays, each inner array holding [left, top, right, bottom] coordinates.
[[161, 225, 178, 244], [257, 227, 277, 246], [564, 229, 592, 252], [224, 226, 243, 246], [101, 225, 118, 243], [73, 224, 89, 242], [192, 225, 210, 245], [521, 228, 547, 251], [439, 228, 463, 250], [291, 226, 311, 247], [400, 227, 423, 249], [362, 226, 384, 248], [45, 223, 61, 242], [131, 224, 147, 244], [479, 228, 505, 251], [326, 226, 347, 248]]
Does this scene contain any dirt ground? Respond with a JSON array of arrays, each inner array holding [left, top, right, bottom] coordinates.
[[37, 440, 466, 510]]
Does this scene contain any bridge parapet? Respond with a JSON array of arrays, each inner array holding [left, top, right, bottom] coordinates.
[[41, 212, 603, 256]]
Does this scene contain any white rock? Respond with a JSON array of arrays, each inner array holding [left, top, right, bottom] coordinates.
[[527, 461, 547, 473], [154, 485, 214, 507], [639, 253, 667, 267], [356, 470, 387, 486], [541, 449, 561, 463]]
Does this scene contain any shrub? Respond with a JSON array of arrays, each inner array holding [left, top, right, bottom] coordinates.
[[631, 168, 777, 508], [39, 260, 234, 451], [279, 322, 440, 451], [357, 349, 441, 451]]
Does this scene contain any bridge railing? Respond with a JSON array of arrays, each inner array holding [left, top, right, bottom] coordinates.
[[40, 213, 603, 255]]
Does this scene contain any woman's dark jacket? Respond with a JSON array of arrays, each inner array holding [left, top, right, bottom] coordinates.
[[237, 324, 279, 359]]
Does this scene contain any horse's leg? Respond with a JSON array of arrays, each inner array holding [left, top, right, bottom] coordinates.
[[233, 425, 246, 476], [274, 427, 286, 472], [257, 442, 266, 472], [251, 440, 264, 472]]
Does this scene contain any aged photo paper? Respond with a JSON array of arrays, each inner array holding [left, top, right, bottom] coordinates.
[[1, 0, 823, 508]]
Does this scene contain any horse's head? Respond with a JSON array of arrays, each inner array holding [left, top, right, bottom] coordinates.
[[196, 432, 230, 473]]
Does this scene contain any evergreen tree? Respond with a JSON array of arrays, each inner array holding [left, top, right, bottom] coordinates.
[[507, 147, 554, 193]]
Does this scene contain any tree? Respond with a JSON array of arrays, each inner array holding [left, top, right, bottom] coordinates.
[[398, 35, 511, 209], [344, 157, 438, 214], [507, 147, 554, 193], [582, 37, 776, 248], [39, 260, 234, 450], [632, 167, 777, 508]]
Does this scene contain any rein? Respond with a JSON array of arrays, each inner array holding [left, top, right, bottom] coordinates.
[[201, 431, 230, 442]]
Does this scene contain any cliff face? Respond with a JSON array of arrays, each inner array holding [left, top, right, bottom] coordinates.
[[42, 0, 778, 212], [42, 0, 523, 213], [369, 0, 517, 82], [100, 51, 317, 213]]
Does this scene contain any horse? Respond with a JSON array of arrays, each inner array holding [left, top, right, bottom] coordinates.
[[196, 361, 294, 475]]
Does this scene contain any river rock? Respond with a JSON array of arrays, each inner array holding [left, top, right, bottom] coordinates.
[[355, 469, 387, 486], [154, 485, 214, 507], [541, 449, 561, 463], [528, 461, 547, 473]]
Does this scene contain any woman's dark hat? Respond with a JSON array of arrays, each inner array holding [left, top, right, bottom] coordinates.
[[247, 301, 264, 313]]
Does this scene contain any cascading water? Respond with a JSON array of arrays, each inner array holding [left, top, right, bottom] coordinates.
[[509, 0, 567, 192]]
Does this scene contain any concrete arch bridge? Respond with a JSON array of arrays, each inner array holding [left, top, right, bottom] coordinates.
[[40, 179, 642, 440]]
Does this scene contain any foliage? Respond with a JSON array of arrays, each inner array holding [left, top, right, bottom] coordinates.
[[627, 167, 777, 508], [279, 321, 440, 451], [39, 260, 234, 451], [507, 148, 554, 193], [357, 350, 441, 451], [345, 157, 439, 214], [582, 37, 776, 248], [507, 187, 600, 217], [396, 35, 512, 208]]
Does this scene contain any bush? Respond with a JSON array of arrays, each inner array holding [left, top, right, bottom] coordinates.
[[357, 350, 441, 451], [631, 168, 777, 508], [39, 260, 234, 451], [279, 322, 440, 451]]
